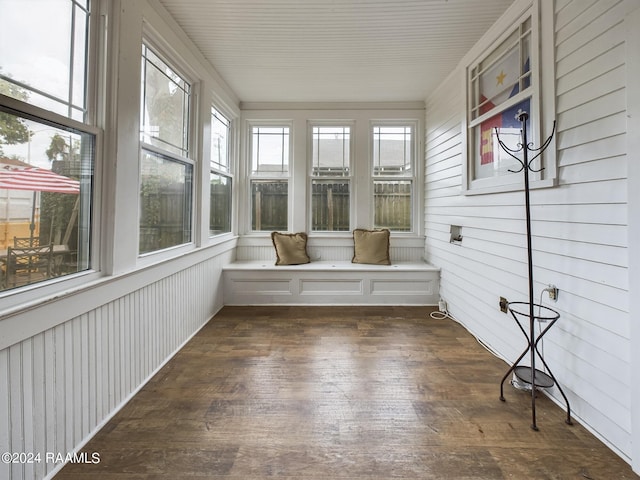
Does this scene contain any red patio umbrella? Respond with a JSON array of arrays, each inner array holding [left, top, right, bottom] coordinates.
[[0, 164, 80, 243], [0, 165, 80, 193]]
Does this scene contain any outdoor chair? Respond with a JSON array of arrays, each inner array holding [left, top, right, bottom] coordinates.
[[14, 236, 40, 247], [2, 244, 54, 289]]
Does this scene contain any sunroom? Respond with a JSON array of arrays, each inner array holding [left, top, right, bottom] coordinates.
[[1, 0, 639, 478]]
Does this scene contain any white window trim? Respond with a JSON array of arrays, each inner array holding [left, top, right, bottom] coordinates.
[[0, 0, 104, 311], [210, 107, 232, 174], [370, 119, 420, 234], [245, 120, 293, 233], [208, 105, 234, 239], [249, 124, 291, 178], [137, 33, 200, 262], [307, 120, 355, 233], [0, 98, 103, 311], [461, 0, 557, 195]]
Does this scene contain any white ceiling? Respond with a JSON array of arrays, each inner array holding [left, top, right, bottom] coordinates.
[[157, 0, 515, 104]]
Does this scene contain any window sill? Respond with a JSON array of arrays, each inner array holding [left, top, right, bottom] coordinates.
[[0, 238, 237, 349]]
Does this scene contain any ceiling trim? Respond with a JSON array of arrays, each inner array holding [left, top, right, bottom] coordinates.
[[240, 101, 426, 111]]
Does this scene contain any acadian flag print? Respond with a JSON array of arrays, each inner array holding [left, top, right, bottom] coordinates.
[[478, 48, 530, 165]]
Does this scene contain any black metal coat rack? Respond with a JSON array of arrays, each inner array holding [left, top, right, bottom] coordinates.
[[495, 110, 572, 430]]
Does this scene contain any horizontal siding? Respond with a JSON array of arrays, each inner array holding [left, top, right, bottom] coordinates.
[[0, 252, 230, 480], [425, 0, 631, 463]]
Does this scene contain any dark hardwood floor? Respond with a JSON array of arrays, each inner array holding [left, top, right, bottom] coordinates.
[[56, 306, 638, 479]]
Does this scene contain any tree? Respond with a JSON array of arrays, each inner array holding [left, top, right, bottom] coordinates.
[[46, 133, 79, 162], [142, 48, 188, 153], [0, 73, 31, 155], [41, 134, 81, 247]]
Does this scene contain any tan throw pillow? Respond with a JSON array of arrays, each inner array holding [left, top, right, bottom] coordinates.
[[271, 232, 311, 265], [352, 228, 391, 265]]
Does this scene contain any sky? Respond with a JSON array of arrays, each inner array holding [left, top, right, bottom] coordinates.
[[1, 0, 87, 169]]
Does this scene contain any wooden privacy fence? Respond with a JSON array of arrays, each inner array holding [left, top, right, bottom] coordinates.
[[374, 181, 411, 231], [210, 182, 231, 233], [252, 181, 410, 232], [312, 182, 349, 231], [139, 187, 190, 253], [252, 181, 288, 231], [140, 181, 411, 242]]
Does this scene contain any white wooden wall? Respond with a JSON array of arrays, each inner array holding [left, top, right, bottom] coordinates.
[[0, 249, 231, 480], [425, 0, 634, 466], [626, 3, 640, 472]]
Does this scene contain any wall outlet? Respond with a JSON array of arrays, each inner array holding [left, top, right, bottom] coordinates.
[[438, 299, 447, 313], [547, 285, 558, 301], [499, 296, 509, 313]]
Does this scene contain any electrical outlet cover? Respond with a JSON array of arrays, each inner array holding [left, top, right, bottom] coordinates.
[[499, 296, 508, 313]]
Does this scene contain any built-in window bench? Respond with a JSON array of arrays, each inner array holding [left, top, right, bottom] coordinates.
[[222, 260, 440, 306]]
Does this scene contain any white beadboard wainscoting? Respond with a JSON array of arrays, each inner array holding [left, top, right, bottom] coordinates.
[[424, 0, 634, 467], [223, 260, 440, 306], [0, 244, 234, 480], [235, 234, 428, 263], [230, 235, 438, 305]]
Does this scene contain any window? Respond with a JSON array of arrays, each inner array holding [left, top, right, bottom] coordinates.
[[372, 124, 415, 232], [139, 42, 193, 254], [464, 2, 555, 194], [139, 150, 192, 254], [0, 0, 96, 294], [210, 108, 232, 236], [0, 0, 90, 121], [249, 126, 289, 231], [310, 125, 351, 232], [242, 113, 422, 238]]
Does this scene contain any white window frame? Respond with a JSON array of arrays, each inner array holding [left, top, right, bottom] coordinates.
[[247, 121, 292, 232], [370, 119, 419, 233], [461, 0, 556, 195], [0, 0, 92, 122], [209, 106, 233, 237], [0, 0, 102, 310], [211, 107, 231, 173], [308, 121, 354, 233], [138, 38, 197, 257]]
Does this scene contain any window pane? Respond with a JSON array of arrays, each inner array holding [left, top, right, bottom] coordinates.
[[251, 127, 289, 174], [312, 126, 350, 176], [211, 108, 230, 172], [1, 113, 94, 292], [71, 1, 89, 111], [473, 97, 530, 180], [210, 173, 231, 236], [372, 126, 412, 175], [374, 180, 412, 232], [251, 180, 287, 231], [471, 26, 531, 120], [0, 0, 90, 120], [139, 149, 192, 254], [140, 44, 190, 157], [311, 180, 349, 232]]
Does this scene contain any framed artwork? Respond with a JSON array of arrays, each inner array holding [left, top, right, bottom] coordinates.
[[463, 1, 556, 194]]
